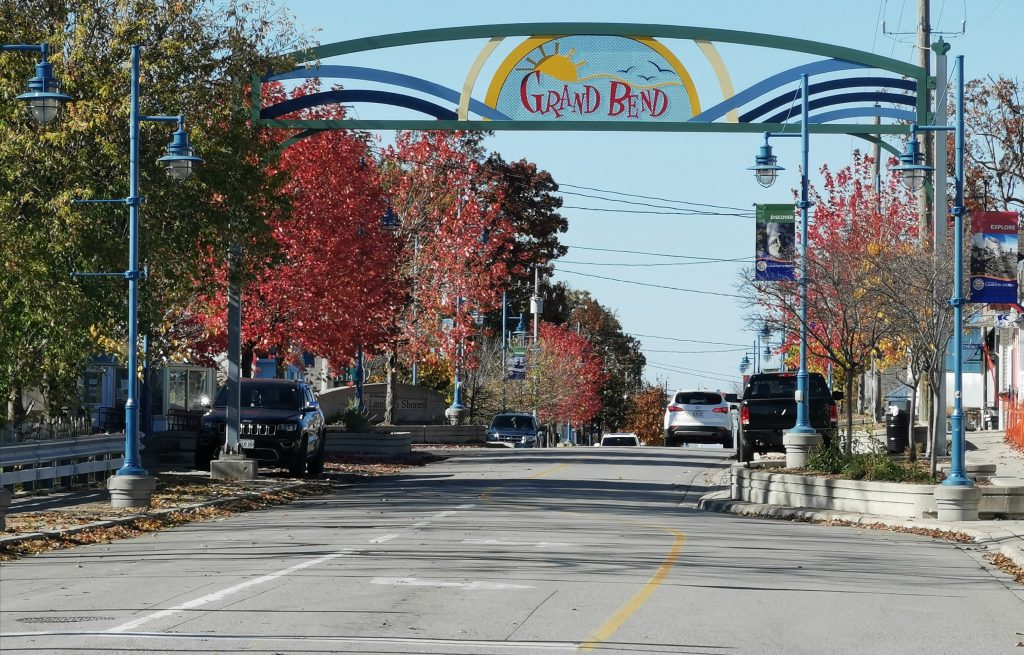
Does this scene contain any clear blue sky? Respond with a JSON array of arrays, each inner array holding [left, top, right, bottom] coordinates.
[[280, 0, 1020, 393]]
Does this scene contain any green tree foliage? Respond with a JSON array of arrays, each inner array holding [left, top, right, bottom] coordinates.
[[0, 0, 302, 418]]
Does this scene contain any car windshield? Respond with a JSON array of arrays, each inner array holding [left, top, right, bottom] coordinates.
[[673, 392, 723, 405], [213, 383, 304, 410], [491, 415, 535, 430], [602, 436, 638, 446]]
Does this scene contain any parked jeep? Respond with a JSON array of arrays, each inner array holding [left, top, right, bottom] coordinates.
[[195, 378, 326, 476], [737, 372, 842, 461]]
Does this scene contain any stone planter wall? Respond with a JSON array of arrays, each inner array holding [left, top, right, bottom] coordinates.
[[371, 424, 485, 444], [730, 461, 1024, 519], [325, 429, 412, 457]]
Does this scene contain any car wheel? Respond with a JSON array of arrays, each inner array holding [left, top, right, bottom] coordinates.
[[738, 428, 754, 462], [305, 432, 326, 477], [288, 435, 309, 477]]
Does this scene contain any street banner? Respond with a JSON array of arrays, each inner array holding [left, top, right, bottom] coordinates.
[[754, 204, 796, 281], [507, 345, 527, 380], [970, 210, 1019, 303]]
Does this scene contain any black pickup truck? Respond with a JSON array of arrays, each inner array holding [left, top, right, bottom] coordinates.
[[737, 372, 843, 461]]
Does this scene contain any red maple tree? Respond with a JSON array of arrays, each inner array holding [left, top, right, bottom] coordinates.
[[196, 82, 403, 374], [533, 321, 606, 426]]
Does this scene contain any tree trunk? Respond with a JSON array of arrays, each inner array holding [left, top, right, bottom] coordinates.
[[929, 385, 941, 477], [384, 348, 397, 425], [844, 368, 855, 455], [907, 380, 919, 463]]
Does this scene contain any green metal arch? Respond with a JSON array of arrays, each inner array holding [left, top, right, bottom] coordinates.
[[254, 22, 928, 136]]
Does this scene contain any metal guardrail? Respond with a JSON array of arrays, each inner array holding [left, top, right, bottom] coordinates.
[[0, 434, 124, 488]]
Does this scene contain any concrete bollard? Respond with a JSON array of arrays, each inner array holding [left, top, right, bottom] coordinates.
[[934, 484, 983, 521], [783, 431, 822, 469], [107, 474, 156, 509]]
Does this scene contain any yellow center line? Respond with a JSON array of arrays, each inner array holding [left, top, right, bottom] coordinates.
[[578, 525, 686, 652], [475, 458, 687, 651]]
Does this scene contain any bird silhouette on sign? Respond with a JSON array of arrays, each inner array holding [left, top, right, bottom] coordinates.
[[616, 66, 636, 74], [638, 74, 655, 81], [648, 60, 673, 73]]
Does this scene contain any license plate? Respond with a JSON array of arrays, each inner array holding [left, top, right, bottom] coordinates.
[[688, 410, 704, 417], [239, 438, 255, 449]]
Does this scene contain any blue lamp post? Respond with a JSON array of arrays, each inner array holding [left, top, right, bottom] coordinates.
[[445, 296, 467, 424], [1, 42, 73, 124], [748, 74, 817, 441], [79, 45, 202, 507], [891, 54, 971, 488]]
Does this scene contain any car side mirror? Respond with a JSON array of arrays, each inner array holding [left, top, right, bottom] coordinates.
[[724, 393, 738, 403], [832, 391, 845, 401]]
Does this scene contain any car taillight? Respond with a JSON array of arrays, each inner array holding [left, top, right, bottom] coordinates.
[[712, 407, 729, 414], [741, 405, 750, 425], [668, 405, 683, 412], [829, 404, 838, 422]]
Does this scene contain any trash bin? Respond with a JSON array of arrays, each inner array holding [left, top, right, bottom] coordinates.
[[886, 407, 909, 453]]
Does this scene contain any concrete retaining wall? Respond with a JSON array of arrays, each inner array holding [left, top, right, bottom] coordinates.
[[325, 430, 412, 457], [730, 462, 1024, 519], [371, 424, 485, 444]]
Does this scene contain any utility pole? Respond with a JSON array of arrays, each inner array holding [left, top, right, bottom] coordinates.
[[530, 266, 543, 440], [916, 0, 934, 239]]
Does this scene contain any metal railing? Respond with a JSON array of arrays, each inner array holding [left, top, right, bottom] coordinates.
[[1, 434, 124, 490], [0, 415, 93, 444]]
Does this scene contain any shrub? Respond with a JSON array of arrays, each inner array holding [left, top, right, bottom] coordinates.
[[805, 439, 848, 474], [339, 401, 370, 433]]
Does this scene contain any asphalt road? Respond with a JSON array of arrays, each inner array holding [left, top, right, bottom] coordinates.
[[1, 446, 1022, 654]]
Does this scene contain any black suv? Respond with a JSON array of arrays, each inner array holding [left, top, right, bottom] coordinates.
[[737, 372, 842, 461], [196, 379, 326, 476]]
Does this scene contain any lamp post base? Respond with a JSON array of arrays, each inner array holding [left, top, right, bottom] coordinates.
[[783, 430, 822, 468], [107, 474, 156, 509], [445, 404, 466, 425], [210, 453, 258, 481], [934, 484, 981, 521]]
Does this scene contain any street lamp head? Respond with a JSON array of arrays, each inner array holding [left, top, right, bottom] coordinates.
[[748, 139, 784, 188], [16, 58, 73, 125], [759, 324, 772, 339], [739, 354, 751, 373], [157, 125, 203, 181], [762, 343, 772, 357], [890, 131, 932, 192]]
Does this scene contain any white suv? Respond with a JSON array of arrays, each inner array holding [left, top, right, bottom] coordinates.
[[663, 390, 734, 447]]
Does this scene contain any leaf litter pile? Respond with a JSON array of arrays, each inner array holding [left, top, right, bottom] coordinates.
[[1, 452, 444, 561]]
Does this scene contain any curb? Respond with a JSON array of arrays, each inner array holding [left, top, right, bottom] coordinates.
[[0, 481, 313, 550], [697, 490, 1024, 570]]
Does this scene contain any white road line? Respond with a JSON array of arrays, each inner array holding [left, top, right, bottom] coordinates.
[[455, 503, 476, 509], [369, 534, 398, 544], [463, 539, 571, 548], [434, 510, 456, 518], [411, 521, 430, 528], [371, 577, 534, 590], [1, 631, 577, 651], [105, 549, 354, 633]]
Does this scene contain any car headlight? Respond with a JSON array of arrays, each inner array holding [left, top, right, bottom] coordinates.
[[277, 423, 299, 432]]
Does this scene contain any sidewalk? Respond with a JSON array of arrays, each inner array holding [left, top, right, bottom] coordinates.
[[699, 429, 1024, 574]]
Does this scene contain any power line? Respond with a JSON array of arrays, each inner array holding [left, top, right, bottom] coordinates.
[[562, 205, 752, 218], [556, 269, 745, 299], [564, 245, 745, 261], [629, 333, 748, 347], [559, 258, 748, 267], [559, 190, 753, 217], [642, 347, 749, 354], [559, 183, 752, 213], [647, 361, 740, 379]]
